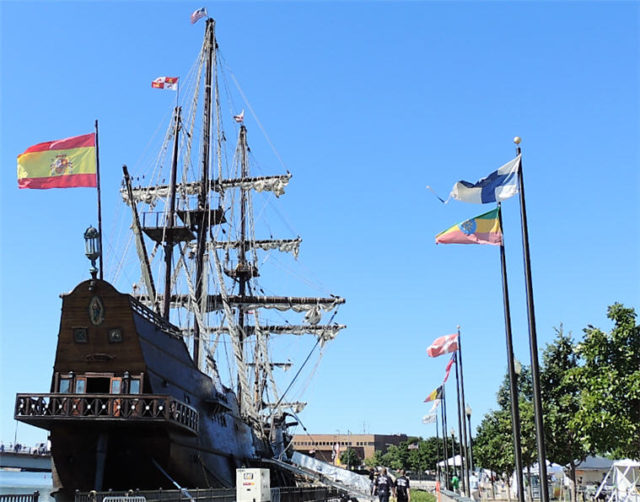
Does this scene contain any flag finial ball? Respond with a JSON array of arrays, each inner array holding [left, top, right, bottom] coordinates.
[[513, 136, 522, 144]]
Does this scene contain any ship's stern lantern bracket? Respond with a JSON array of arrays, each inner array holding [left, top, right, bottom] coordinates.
[[84, 225, 101, 282]]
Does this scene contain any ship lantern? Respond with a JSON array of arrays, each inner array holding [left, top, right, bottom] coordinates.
[[84, 225, 101, 279]]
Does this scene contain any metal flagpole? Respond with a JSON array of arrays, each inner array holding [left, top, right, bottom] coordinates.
[[94, 119, 103, 280], [498, 202, 525, 502], [441, 387, 450, 490], [514, 137, 549, 502], [457, 327, 471, 496], [454, 351, 468, 496], [436, 410, 441, 492]]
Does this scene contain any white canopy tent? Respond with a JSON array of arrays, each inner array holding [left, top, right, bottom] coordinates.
[[438, 455, 464, 467], [597, 459, 640, 502]]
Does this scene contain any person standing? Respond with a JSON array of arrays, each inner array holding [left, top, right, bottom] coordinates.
[[375, 468, 393, 502], [395, 469, 411, 502], [451, 473, 460, 494]]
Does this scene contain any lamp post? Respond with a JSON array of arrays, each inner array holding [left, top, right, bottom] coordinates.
[[347, 429, 352, 471], [450, 428, 457, 478], [465, 405, 474, 474], [84, 226, 101, 280]]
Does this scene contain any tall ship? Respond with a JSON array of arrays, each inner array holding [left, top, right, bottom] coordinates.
[[15, 16, 345, 500]]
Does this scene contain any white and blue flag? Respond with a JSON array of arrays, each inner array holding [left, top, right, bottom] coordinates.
[[450, 154, 521, 204]]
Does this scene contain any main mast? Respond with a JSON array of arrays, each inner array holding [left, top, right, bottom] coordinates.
[[193, 18, 216, 366]]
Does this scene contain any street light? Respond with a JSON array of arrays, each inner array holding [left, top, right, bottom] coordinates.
[[84, 225, 101, 280], [450, 428, 457, 478], [514, 359, 522, 376], [465, 406, 474, 474]]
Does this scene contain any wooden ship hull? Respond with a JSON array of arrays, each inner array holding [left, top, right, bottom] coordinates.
[[15, 279, 291, 500]]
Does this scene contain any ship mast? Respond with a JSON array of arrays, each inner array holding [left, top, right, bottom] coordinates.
[[193, 18, 216, 366], [163, 106, 181, 320], [237, 125, 249, 403]]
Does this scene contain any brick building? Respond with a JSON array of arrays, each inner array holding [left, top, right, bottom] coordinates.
[[291, 433, 408, 464]]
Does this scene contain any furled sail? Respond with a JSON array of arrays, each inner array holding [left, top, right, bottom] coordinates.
[[120, 174, 292, 205]]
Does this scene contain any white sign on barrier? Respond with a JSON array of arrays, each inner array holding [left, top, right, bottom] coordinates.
[[102, 497, 147, 502]]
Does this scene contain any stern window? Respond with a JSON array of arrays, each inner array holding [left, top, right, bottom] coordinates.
[[110, 378, 122, 394], [75, 378, 86, 394], [129, 378, 141, 394], [59, 378, 72, 393]]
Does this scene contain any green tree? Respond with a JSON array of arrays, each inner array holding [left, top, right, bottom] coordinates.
[[365, 451, 384, 468], [570, 304, 640, 459], [540, 326, 588, 502], [381, 444, 406, 470], [407, 437, 442, 473], [474, 409, 515, 494], [340, 447, 361, 470], [474, 366, 537, 500]]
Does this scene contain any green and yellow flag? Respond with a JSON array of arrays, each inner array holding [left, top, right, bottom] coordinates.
[[17, 133, 96, 189]]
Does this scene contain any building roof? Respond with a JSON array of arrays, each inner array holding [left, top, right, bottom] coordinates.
[[575, 456, 614, 471]]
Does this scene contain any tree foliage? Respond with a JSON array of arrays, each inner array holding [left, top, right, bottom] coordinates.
[[365, 436, 450, 473], [570, 304, 640, 459], [340, 447, 361, 469], [474, 409, 515, 477], [474, 365, 536, 478], [540, 326, 587, 501]]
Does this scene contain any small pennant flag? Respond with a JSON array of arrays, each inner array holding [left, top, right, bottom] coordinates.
[[424, 385, 443, 403], [17, 133, 96, 189], [427, 333, 459, 358], [442, 354, 455, 383], [435, 208, 502, 246], [152, 77, 179, 91], [422, 414, 437, 424], [233, 110, 245, 123], [191, 7, 208, 24], [450, 155, 520, 204]]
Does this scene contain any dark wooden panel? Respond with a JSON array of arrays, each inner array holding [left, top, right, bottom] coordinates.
[[54, 280, 145, 375]]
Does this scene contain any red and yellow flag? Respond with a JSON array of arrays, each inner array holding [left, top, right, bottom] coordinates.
[[17, 133, 97, 189]]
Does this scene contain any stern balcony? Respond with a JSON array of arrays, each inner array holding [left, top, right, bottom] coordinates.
[[14, 394, 199, 435]]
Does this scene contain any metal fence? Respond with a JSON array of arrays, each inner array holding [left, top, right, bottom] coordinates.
[[75, 486, 343, 502], [0, 491, 40, 502]]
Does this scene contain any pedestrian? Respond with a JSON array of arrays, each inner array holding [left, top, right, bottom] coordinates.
[[394, 469, 411, 502], [469, 472, 480, 500], [451, 473, 460, 494], [375, 468, 393, 502], [370, 468, 376, 495]]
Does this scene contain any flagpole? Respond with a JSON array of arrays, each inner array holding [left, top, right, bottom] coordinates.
[[94, 119, 103, 280], [456, 329, 471, 496], [435, 411, 441, 491], [498, 202, 525, 502], [514, 137, 549, 502], [453, 351, 466, 495], [441, 388, 450, 490]]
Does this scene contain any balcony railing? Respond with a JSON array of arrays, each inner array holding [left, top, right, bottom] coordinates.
[[15, 394, 199, 435]]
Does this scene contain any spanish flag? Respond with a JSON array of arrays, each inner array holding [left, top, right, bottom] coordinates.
[[17, 133, 97, 189]]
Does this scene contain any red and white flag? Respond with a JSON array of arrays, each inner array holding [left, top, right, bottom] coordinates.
[[233, 110, 245, 123], [442, 354, 456, 383], [427, 333, 459, 358], [152, 77, 179, 91], [191, 7, 208, 24]]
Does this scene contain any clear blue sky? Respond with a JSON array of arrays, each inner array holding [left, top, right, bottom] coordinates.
[[1, 1, 638, 451]]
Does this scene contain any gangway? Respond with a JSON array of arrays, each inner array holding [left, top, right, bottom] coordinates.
[[263, 453, 374, 502]]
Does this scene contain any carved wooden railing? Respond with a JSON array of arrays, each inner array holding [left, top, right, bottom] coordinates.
[[14, 394, 199, 435]]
